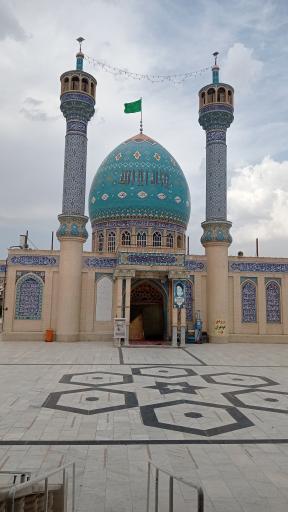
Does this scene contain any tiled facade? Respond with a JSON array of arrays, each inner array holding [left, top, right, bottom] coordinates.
[[1, 56, 288, 344], [2, 251, 288, 342]]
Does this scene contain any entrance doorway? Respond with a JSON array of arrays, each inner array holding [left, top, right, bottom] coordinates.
[[130, 281, 164, 341]]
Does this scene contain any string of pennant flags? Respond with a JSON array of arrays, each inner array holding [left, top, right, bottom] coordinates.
[[84, 54, 210, 85]]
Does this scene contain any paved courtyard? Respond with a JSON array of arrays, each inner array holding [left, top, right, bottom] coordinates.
[[0, 342, 288, 511]]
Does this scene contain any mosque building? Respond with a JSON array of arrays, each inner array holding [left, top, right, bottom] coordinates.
[[1, 46, 288, 344]]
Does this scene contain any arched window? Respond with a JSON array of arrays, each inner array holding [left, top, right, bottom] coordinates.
[[166, 233, 174, 248], [207, 88, 215, 103], [228, 90, 233, 105], [153, 232, 162, 247], [63, 77, 69, 92], [137, 232, 146, 247], [121, 231, 131, 246], [201, 91, 206, 107], [107, 231, 116, 252], [217, 87, 226, 102], [177, 235, 182, 249], [242, 280, 257, 323], [81, 78, 89, 92], [15, 273, 44, 320], [98, 232, 104, 252], [71, 76, 80, 90], [266, 281, 281, 323], [90, 82, 95, 97]]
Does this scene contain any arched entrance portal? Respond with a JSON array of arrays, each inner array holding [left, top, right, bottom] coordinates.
[[130, 281, 165, 341]]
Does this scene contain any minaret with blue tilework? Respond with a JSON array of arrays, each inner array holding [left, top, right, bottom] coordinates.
[[198, 52, 234, 244], [198, 53, 234, 343], [56, 40, 97, 342], [57, 39, 96, 241]]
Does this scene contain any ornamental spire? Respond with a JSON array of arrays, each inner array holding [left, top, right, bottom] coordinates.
[[76, 36, 85, 71], [212, 51, 219, 84]]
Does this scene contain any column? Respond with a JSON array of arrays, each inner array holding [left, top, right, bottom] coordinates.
[[282, 276, 288, 334], [180, 307, 186, 346], [258, 276, 266, 335], [56, 239, 84, 342], [205, 244, 230, 342], [172, 307, 178, 346], [233, 274, 241, 333], [124, 277, 131, 345], [116, 277, 123, 318]]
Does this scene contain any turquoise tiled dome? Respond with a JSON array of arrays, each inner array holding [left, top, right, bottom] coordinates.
[[89, 133, 191, 227]]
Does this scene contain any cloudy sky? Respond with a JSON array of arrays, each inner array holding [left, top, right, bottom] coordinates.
[[0, 0, 287, 259]]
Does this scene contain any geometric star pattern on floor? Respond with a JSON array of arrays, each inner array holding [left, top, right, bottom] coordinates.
[[42, 365, 287, 437]]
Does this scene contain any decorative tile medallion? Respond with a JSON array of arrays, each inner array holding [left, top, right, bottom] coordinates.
[[157, 193, 166, 200], [137, 191, 148, 199], [101, 194, 109, 201], [118, 191, 127, 199]]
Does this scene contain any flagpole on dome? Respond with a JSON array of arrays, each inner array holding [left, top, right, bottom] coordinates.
[[140, 97, 143, 134]]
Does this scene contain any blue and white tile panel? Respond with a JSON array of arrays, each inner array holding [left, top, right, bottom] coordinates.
[[84, 257, 117, 269], [230, 261, 288, 273], [185, 260, 207, 272], [8, 255, 59, 266], [15, 272, 44, 320]]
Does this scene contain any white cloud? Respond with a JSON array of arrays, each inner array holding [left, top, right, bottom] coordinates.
[[228, 157, 288, 253], [0, 0, 287, 258], [222, 43, 263, 93], [0, 1, 27, 41]]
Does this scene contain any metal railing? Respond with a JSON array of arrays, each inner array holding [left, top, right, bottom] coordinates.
[[4, 461, 76, 512], [146, 460, 204, 512], [0, 470, 31, 485]]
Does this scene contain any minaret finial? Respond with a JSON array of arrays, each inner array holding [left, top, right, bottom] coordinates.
[[76, 37, 85, 71], [77, 36, 85, 52], [213, 51, 219, 66], [212, 51, 220, 84]]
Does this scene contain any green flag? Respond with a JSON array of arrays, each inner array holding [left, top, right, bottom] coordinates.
[[124, 98, 142, 114]]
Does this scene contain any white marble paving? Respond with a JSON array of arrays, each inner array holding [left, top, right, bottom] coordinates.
[[0, 341, 287, 511]]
